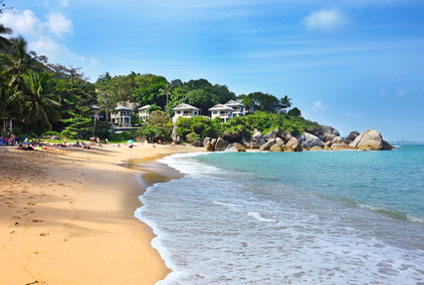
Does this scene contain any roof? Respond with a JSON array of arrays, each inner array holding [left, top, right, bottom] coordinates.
[[225, 100, 245, 107], [137, 104, 151, 111], [209, 104, 234, 111], [172, 103, 200, 111], [90, 105, 100, 110], [115, 106, 132, 111]]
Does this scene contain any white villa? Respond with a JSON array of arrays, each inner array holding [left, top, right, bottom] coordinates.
[[137, 104, 151, 123], [225, 100, 246, 117], [111, 106, 132, 127], [172, 103, 200, 124], [209, 104, 234, 123]]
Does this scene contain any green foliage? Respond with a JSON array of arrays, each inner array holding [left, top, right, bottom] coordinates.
[[137, 125, 170, 143], [287, 107, 301, 117], [175, 116, 220, 142], [238, 92, 279, 112]]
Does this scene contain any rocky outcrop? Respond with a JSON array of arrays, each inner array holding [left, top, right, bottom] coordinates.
[[312, 125, 340, 142], [204, 137, 214, 151], [284, 137, 301, 152], [345, 131, 360, 144], [331, 144, 356, 151], [215, 137, 229, 151], [331, 136, 344, 145], [263, 128, 279, 141], [233, 142, 246, 152], [310, 146, 324, 151], [275, 137, 285, 145], [280, 131, 293, 142], [241, 136, 250, 148], [349, 130, 393, 151], [250, 129, 266, 149], [382, 140, 394, 150], [270, 144, 283, 152], [259, 139, 276, 151], [297, 132, 323, 149]]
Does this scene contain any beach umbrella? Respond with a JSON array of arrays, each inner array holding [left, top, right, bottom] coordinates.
[[127, 140, 134, 143]]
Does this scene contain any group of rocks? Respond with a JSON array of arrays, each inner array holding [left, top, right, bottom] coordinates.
[[203, 126, 394, 152]]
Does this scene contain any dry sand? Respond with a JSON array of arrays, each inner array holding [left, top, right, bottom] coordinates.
[[0, 143, 202, 285]]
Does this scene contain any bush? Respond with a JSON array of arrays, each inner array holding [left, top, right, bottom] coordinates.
[[175, 116, 220, 142]]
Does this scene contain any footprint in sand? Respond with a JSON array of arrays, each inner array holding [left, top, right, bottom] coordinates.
[[32, 219, 43, 223], [27, 202, 36, 206], [39, 232, 49, 237]]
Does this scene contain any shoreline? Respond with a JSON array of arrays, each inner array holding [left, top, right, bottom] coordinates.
[[0, 144, 202, 284]]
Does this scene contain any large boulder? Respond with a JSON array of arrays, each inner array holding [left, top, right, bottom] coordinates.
[[331, 136, 344, 145], [382, 140, 394, 150], [222, 132, 241, 143], [259, 139, 276, 151], [233, 142, 246, 152], [323, 141, 332, 150], [225, 144, 238, 152], [280, 131, 293, 143], [215, 137, 229, 151], [250, 129, 266, 149], [284, 137, 301, 152], [270, 144, 283, 152], [345, 131, 360, 144], [191, 140, 203, 147], [331, 144, 356, 151], [204, 137, 214, 151], [241, 136, 251, 148], [310, 146, 324, 151], [349, 130, 390, 151], [275, 137, 285, 145], [263, 128, 279, 141], [297, 132, 323, 149], [311, 125, 340, 142]]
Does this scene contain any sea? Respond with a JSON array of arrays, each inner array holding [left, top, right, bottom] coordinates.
[[135, 145, 424, 284]]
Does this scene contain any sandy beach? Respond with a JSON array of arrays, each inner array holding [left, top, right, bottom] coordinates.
[[0, 143, 201, 285]]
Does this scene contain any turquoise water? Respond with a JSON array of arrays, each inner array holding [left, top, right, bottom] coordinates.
[[136, 145, 424, 284], [196, 145, 424, 221]]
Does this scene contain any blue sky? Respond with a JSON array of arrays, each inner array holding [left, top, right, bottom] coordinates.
[[1, 0, 424, 140]]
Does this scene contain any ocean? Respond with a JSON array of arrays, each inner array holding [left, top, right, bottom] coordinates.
[[135, 145, 424, 284]]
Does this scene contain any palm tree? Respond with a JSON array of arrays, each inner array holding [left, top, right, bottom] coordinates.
[[280, 95, 292, 111], [0, 23, 12, 51], [21, 72, 61, 130]]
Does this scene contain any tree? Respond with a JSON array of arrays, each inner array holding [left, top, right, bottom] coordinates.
[[21, 72, 61, 130], [0, 1, 12, 51], [0, 83, 21, 135], [280, 95, 292, 112], [239, 92, 279, 112], [287, 107, 301, 117]]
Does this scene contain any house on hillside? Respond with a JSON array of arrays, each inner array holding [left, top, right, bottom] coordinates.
[[225, 100, 246, 117], [137, 104, 151, 123], [209, 103, 234, 123], [172, 103, 200, 124], [111, 105, 133, 127]]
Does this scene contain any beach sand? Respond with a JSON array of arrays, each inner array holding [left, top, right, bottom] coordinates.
[[0, 144, 201, 285]]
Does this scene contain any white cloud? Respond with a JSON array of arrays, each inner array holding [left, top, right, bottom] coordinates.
[[46, 12, 73, 38], [395, 89, 407, 96], [0, 10, 41, 36], [346, 112, 363, 118], [313, 101, 328, 110], [302, 8, 349, 33], [379, 89, 387, 96]]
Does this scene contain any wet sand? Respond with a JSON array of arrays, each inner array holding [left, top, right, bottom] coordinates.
[[0, 144, 201, 284]]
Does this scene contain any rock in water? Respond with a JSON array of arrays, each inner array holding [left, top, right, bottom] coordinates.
[[331, 144, 357, 151], [263, 128, 279, 141], [259, 139, 276, 151], [297, 132, 323, 149], [331, 136, 344, 145], [284, 137, 301, 152], [215, 137, 229, 151], [233, 142, 246, 152], [211, 138, 217, 149], [204, 137, 214, 151], [382, 140, 394, 150], [309, 146, 324, 151], [270, 144, 283, 152], [349, 130, 385, 150]]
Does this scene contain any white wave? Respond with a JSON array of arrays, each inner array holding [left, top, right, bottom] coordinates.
[[158, 152, 221, 176], [214, 201, 241, 207], [247, 211, 279, 223]]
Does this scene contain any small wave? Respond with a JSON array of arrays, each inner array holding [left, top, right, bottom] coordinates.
[[214, 201, 241, 207], [247, 212, 279, 223]]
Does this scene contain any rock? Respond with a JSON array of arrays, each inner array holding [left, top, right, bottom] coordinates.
[[263, 128, 279, 141], [280, 131, 293, 142], [225, 145, 238, 152], [345, 131, 360, 144], [171, 126, 179, 142], [270, 144, 283, 152], [259, 139, 276, 151], [211, 138, 217, 149], [191, 140, 203, 147], [331, 136, 344, 145], [297, 132, 323, 148], [233, 142, 246, 152], [309, 146, 324, 151], [311, 125, 340, 142], [349, 130, 386, 151], [331, 144, 357, 151], [215, 137, 229, 151], [275, 137, 285, 145], [284, 137, 301, 152], [250, 129, 266, 148], [204, 137, 214, 151], [241, 136, 251, 148], [382, 140, 394, 150], [222, 132, 241, 143], [324, 141, 332, 150]]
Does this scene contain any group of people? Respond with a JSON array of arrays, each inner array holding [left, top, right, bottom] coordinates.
[[0, 134, 18, 146]]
